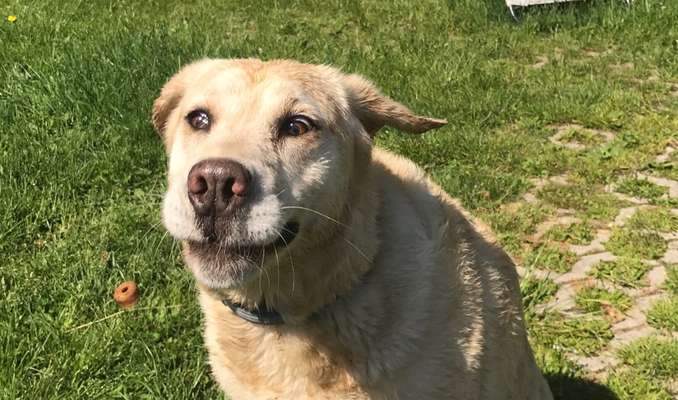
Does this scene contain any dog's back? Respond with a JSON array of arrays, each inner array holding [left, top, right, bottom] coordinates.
[[363, 148, 552, 399]]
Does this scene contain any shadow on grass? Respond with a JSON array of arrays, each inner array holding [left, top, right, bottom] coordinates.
[[547, 374, 618, 400]]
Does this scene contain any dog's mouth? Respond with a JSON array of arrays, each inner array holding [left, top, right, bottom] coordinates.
[[183, 220, 300, 288], [272, 221, 299, 247], [197, 220, 299, 255]]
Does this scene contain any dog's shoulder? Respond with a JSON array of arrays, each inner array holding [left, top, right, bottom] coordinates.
[[370, 147, 501, 248], [370, 146, 519, 301]]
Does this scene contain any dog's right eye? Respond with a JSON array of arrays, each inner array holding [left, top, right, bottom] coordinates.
[[279, 116, 313, 137], [187, 110, 211, 131]]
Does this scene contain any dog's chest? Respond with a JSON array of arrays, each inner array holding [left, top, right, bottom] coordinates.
[[202, 299, 378, 399]]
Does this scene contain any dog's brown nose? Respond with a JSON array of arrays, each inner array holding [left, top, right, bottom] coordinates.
[[187, 158, 251, 216]]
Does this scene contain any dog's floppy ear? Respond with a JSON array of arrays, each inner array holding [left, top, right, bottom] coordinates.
[[342, 74, 447, 136], [152, 73, 186, 138], [152, 59, 213, 137]]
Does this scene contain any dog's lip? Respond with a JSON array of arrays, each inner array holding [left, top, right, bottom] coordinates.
[[273, 221, 299, 247], [199, 221, 299, 252]]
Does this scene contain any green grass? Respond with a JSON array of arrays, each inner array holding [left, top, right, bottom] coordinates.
[[529, 312, 613, 356], [627, 208, 678, 232], [482, 203, 554, 253], [648, 266, 678, 331], [560, 127, 607, 147], [521, 276, 559, 310], [647, 297, 678, 331], [2, 0, 678, 399], [589, 257, 651, 288], [667, 265, 678, 295], [546, 221, 595, 245], [606, 371, 673, 400], [575, 287, 632, 320], [648, 147, 678, 181], [605, 228, 667, 260], [616, 178, 668, 201], [525, 243, 577, 273], [618, 338, 678, 379], [537, 183, 626, 221]]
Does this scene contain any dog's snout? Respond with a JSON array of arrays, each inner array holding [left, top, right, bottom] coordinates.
[[187, 158, 251, 216]]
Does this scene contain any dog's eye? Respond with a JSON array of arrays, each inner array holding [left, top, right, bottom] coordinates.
[[280, 116, 313, 137], [187, 110, 211, 131]]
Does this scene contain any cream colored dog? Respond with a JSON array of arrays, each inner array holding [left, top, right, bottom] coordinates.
[[152, 58, 553, 400]]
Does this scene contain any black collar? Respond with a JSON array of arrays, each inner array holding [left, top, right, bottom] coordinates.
[[222, 297, 284, 325]]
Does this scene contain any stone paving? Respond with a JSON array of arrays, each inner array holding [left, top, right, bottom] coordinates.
[[514, 126, 678, 381]]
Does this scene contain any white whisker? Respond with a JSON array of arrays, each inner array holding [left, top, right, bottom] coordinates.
[[280, 205, 348, 228], [275, 231, 296, 295], [272, 240, 281, 296], [343, 237, 371, 262], [281, 207, 368, 263], [258, 246, 270, 296]]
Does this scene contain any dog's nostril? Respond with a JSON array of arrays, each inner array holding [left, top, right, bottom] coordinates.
[[231, 178, 247, 197], [189, 175, 208, 196], [223, 177, 236, 198]]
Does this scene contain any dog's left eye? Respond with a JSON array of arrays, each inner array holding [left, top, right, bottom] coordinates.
[[280, 116, 313, 137], [187, 110, 211, 131]]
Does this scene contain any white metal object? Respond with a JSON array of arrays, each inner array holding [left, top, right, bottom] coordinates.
[[507, 0, 581, 5], [506, 0, 631, 21]]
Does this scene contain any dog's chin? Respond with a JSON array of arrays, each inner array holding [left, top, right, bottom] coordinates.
[[183, 222, 300, 289], [185, 246, 262, 289]]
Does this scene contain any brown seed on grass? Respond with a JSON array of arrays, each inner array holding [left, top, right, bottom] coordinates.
[[114, 281, 139, 309]]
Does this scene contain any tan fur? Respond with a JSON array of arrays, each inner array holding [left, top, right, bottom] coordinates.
[[153, 58, 553, 400]]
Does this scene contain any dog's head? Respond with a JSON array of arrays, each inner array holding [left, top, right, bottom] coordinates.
[[153, 58, 445, 289]]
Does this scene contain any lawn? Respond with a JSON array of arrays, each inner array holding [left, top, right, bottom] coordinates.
[[1, 0, 677, 399]]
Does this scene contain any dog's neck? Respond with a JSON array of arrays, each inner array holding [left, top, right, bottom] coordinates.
[[206, 143, 379, 325]]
